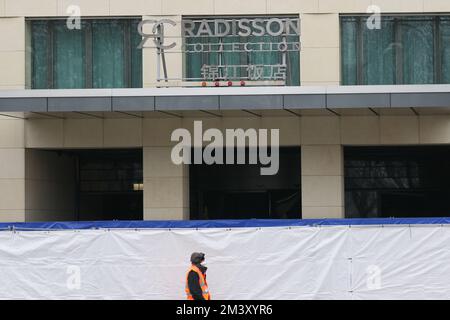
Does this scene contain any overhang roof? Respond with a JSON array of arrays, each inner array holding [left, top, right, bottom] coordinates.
[[1, 85, 450, 117]]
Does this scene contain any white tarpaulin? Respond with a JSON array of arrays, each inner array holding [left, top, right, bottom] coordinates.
[[0, 223, 449, 299]]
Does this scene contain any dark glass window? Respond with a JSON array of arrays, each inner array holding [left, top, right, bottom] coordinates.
[[341, 15, 450, 85], [30, 19, 142, 89], [345, 146, 450, 218], [190, 147, 301, 219], [77, 149, 143, 221]]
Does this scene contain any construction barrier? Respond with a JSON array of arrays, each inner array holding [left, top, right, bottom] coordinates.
[[0, 218, 449, 299]]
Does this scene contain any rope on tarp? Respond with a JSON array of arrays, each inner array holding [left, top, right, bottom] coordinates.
[[1, 218, 450, 232], [0, 224, 449, 232]]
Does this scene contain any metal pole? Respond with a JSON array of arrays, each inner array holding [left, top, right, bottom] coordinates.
[[161, 49, 168, 83], [156, 46, 161, 84]]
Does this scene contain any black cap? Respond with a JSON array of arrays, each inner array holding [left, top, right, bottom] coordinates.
[[190, 252, 205, 264]]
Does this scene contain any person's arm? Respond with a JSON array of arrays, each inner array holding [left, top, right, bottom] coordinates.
[[188, 270, 205, 300]]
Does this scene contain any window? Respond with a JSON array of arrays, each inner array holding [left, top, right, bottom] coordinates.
[[345, 146, 450, 218], [30, 19, 142, 89], [190, 147, 301, 219], [341, 15, 450, 85], [77, 149, 143, 221], [183, 16, 300, 86]]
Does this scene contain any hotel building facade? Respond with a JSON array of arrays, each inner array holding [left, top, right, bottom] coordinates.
[[1, 0, 450, 222]]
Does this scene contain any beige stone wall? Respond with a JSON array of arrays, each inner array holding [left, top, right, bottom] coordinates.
[[0, 142, 25, 222], [0, 17, 25, 89], [143, 146, 189, 220], [25, 118, 143, 148], [3, 1, 450, 222], [1, 0, 449, 86], [0, 17, 26, 222], [3, 1, 450, 87], [301, 13, 340, 86], [2, 0, 450, 17], [301, 145, 344, 219], [22, 113, 450, 221], [300, 116, 343, 218], [25, 149, 76, 222]]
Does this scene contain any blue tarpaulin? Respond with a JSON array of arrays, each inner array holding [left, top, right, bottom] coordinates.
[[1, 217, 450, 230]]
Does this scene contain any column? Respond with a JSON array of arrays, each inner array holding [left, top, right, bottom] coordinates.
[[0, 17, 26, 222], [301, 116, 344, 218], [300, 13, 340, 86], [143, 118, 189, 220]]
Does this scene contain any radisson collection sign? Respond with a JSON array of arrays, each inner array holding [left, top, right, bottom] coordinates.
[[139, 16, 301, 83]]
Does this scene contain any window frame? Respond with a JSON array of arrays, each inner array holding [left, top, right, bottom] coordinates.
[[28, 17, 142, 89], [340, 14, 446, 85]]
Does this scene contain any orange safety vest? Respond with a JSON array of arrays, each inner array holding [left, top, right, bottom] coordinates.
[[185, 264, 211, 300]]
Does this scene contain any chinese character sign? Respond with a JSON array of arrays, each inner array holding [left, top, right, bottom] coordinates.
[[183, 17, 300, 84]]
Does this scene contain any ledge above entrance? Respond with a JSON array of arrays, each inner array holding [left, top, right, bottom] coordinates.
[[1, 85, 450, 117]]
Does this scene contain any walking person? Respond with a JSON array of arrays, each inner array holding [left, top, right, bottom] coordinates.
[[185, 252, 211, 300]]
